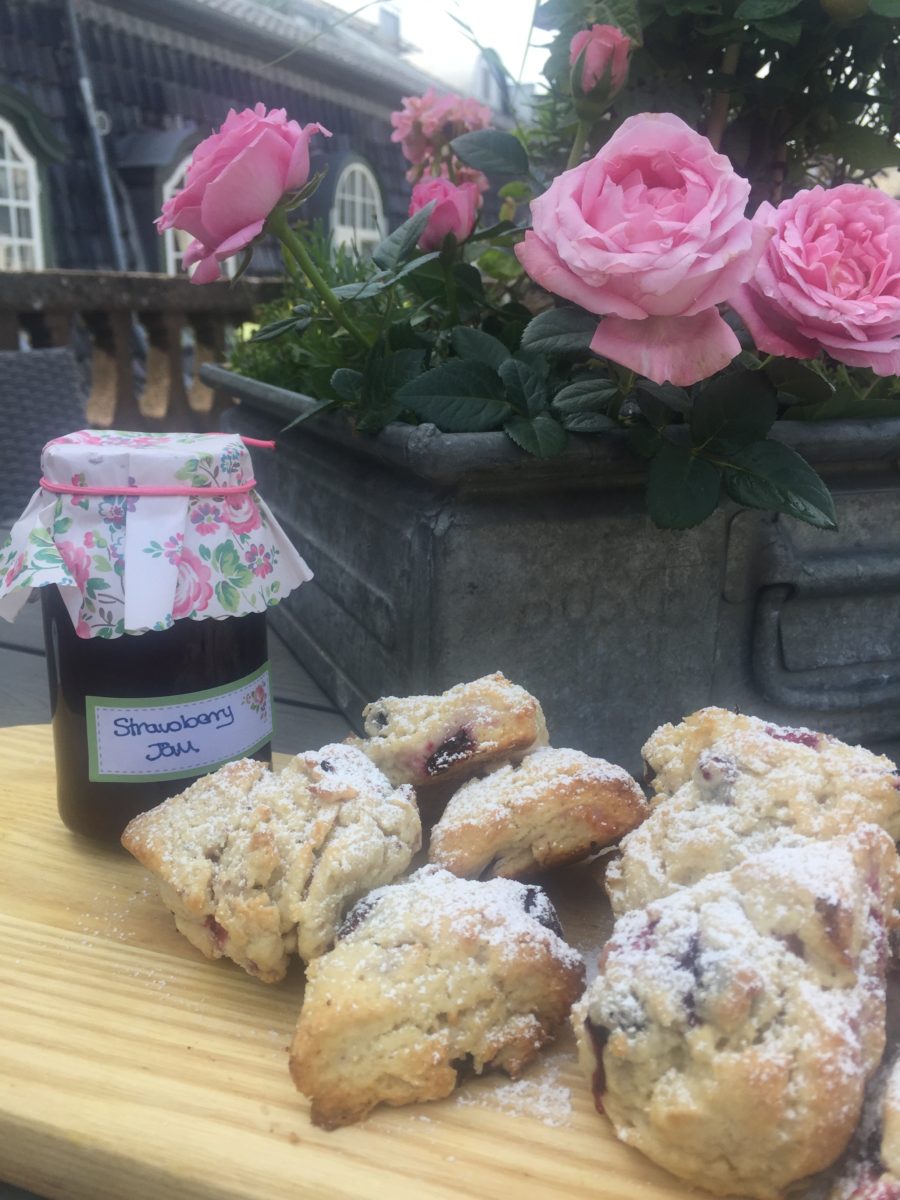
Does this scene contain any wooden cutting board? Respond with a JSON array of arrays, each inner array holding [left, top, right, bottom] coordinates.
[[0, 724, 700, 1200]]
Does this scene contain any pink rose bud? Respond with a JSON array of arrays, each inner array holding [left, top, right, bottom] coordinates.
[[730, 184, 900, 377], [515, 112, 771, 386], [156, 103, 331, 284], [409, 178, 480, 251], [569, 24, 631, 101]]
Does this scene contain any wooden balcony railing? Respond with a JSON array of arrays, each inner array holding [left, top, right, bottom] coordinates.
[[0, 270, 283, 430]]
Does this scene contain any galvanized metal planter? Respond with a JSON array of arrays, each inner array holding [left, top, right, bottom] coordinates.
[[207, 363, 900, 773]]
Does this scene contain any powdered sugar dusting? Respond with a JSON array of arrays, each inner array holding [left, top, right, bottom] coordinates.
[[454, 1056, 573, 1127], [339, 866, 584, 973]]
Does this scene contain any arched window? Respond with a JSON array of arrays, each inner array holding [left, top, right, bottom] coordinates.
[[161, 153, 236, 278], [330, 161, 385, 257], [0, 117, 45, 270]]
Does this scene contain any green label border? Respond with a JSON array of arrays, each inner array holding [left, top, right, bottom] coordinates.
[[86, 662, 273, 783]]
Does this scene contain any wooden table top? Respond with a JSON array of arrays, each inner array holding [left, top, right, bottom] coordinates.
[[0, 724, 697, 1200]]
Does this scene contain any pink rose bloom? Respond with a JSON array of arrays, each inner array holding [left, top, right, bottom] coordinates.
[[172, 546, 213, 619], [4, 552, 25, 588], [410, 178, 480, 251], [570, 25, 631, 98], [223, 494, 262, 536], [57, 540, 91, 592], [515, 112, 771, 386], [730, 184, 900, 376], [156, 103, 330, 284]]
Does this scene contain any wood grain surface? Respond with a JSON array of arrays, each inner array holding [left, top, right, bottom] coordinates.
[[0, 724, 698, 1200]]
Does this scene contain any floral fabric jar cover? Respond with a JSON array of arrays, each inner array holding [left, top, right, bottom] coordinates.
[[0, 429, 313, 636]]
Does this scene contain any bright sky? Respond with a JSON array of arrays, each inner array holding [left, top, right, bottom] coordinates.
[[329, 0, 549, 90]]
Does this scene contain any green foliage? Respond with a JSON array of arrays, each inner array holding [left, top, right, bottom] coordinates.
[[529, 0, 900, 202]]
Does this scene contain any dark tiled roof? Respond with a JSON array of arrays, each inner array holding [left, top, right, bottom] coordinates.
[[1, 0, 434, 271]]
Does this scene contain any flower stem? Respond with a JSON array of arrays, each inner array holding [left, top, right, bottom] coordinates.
[[442, 258, 460, 327], [267, 207, 370, 350], [566, 120, 592, 171]]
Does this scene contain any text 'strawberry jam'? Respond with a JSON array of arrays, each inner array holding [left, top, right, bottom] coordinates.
[[0, 429, 313, 841]]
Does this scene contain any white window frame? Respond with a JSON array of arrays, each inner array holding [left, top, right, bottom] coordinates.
[[0, 117, 45, 270], [330, 160, 385, 256], [161, 153, 235, 278]]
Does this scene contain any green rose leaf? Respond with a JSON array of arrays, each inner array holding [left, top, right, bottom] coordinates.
[[499, 358, 548, 416], [215, 580, 241, 613], [822, 125, 900, 171], [92, 555, 112, 573], [281, 398, 339, 434], [552, 379, 619, 414], [330, 368, 364, 402], [690, 370, 778, 450], [450, 130, 529, 176], [395, 361, 511, 431], [85, 576, 106, 600], [372, 202, 436, 270], [722, 441, 838, 530], [468, 220, 521, 243], [356, 348, 428, 434], [753, 16, 803, 40], [198, 544, 212, 561], [628, 422, 664, 459], [646, 444, 722, 529], [520, 307, 597, 355], [250, 315, 310, 342], [504, 412, 568, 457], [330, 276, 392, 301], [637, 380, 693, 415], [53, 517, 73, 536], [763, 359, 835, 404], [561, 411, 618, 433], [451, 326, 511, 369], [735, 0, 801, 16]]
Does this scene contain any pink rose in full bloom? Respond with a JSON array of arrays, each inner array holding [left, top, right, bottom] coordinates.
[[172, 546, 213, 619], [730, 184, 900, 376], [515, 112, 771, 386], [156, 103, 331, 284], [410, 178, 480, 251], [570, 25, 631, 99], [57, 540, 91, 591]]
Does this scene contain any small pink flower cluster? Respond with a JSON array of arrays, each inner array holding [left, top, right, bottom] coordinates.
[[391, 88, 492, 253], [390, 87, 491, 176]]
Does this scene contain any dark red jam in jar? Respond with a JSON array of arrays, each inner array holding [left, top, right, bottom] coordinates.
[[41, 585, 271, 840], [0, 429, 313, 842]]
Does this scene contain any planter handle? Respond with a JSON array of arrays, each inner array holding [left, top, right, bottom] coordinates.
[[752, 551, 900, 711]]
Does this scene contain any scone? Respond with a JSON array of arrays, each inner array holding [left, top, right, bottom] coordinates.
[[289, 865, 585, 1128], [121, 746, 421, 982], [642, 707, 900, 813], [607, 708, 900, 915], [428, 746, 648, 879], [573, 827, 899, 1199], [827, 1058, 900, 1199], [346, 672, 548, 791]]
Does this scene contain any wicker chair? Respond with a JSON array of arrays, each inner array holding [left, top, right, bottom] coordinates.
[[0, 347, 86, 528]]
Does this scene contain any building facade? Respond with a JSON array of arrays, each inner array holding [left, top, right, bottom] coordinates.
[[0, 0, 458, 276]]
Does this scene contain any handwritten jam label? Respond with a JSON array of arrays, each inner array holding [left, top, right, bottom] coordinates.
[[86, 664, 272, 783]]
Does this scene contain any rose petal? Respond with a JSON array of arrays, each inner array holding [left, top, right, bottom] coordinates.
[[590, 309, 741, 386], [200, 127, 291, 240]]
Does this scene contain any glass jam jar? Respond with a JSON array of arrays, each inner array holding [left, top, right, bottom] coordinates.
[[0, 429, 313, 842]]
